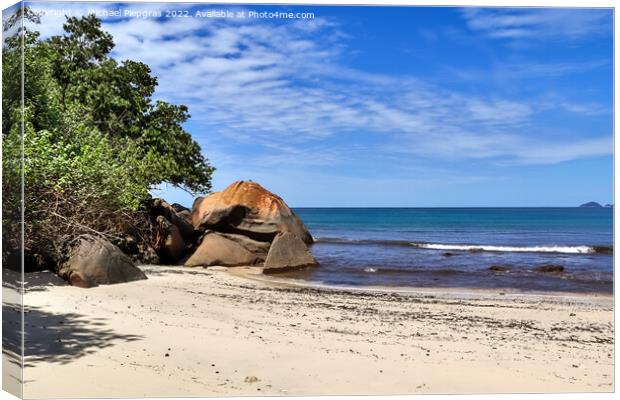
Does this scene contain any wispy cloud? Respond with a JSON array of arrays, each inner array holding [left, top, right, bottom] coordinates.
[[460, 7, 612, 42], [444, 59, 609, 84], [385, 131, 612, 166], [27, 3, 612, 171]]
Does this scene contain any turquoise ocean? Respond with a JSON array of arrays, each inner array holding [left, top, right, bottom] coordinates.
[[281, 208, 613, 293]]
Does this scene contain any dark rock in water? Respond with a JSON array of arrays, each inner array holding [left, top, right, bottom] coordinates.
[[534, 264, 564, 273], [579, 201, 603, 208], [443, 252, 457, 257], [185, 232, 258, 267], [592, 245, 613, 255], [263, 232, 318, 273], [58, 235, 147, 288], [154, 216, 186, 264], [192, 181, 313, 244], [489, 265, 512, 272]]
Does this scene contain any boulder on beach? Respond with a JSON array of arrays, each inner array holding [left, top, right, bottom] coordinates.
[[217, 232, 271, 260], [185, 231, 259, 267], [534, 264, 565, 273], [192, 181, 313, 244], [263, 232, 318, 272], [154, 215, 186, 264], [58, 235, 147, 288], [151, 198, 194, 243]]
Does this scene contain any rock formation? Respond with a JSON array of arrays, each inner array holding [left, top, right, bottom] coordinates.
[[181, 181, 318, 272], [185, 231, 259, 267], [55, 181, 319, 286], [192, 181, 313, 244], [263, 232, 318, 272], [154, 216, 186, 264], [58, 235, 147, 288], [151, 198, 196, 264]]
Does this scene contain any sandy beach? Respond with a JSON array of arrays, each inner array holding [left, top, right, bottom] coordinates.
[[3, 265, 614, 398]]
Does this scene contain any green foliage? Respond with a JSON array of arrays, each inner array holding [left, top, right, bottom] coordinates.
[[23, 116, 149, 212], [2, 9, 214, 264]]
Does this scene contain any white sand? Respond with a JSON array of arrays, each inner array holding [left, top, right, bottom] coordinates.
[[6, 265, 614, 398]]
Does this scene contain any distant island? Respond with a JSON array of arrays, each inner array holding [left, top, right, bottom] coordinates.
[[579, 202, 613, 208]]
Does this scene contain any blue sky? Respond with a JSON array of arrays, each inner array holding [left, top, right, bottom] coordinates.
[[19, 2, 614, 207]]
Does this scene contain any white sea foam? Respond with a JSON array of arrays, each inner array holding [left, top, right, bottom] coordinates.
[[411, 243, 595, 254], [364, 267, 378, 273]]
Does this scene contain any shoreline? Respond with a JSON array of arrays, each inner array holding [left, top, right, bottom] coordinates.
[[230, 265, 614, 304], [9, 265, 615, 397]]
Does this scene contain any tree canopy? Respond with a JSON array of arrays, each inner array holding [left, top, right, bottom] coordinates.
[[2, 10, 215, 267]]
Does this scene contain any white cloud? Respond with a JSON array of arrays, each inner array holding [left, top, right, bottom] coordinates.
[[444, 59, 609, 85], [510, 136, 612, 165], [2, 4, 21, 42], [386, 130, 612, 166], [460, 7, 612, 42], [28, 3, 612, 169]]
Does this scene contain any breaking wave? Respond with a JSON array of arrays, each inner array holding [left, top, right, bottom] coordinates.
[[315, 237, 612, 254], [409, 243, 601, 254]]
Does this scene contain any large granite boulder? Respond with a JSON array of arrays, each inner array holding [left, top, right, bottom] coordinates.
[[192, 181, 313, 244], [185, 232, 259, 267], [58, 235, 147, 288], [263, 232, 318, 272], [217, 232, 271, 261]]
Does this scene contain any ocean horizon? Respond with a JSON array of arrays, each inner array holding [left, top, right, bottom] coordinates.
[[292, 206, 612, 209]]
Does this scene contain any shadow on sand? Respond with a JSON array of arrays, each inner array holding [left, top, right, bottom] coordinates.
[[2, 268, 67, 293], [3, 268, 144, 368], [3, 303, 144, 368]]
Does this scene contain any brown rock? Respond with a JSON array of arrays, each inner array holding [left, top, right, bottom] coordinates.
[[534, 264, 565, 273], [218, 232, 271, 260], [171, 203, 190, 214], [592, 245, 613, 255], [185, 232, 259, 267], [154, 216, 186, 264], [151, 198, 194, 243], [58, 235, 147, 288], [192, 181, 312, 244], [263, 232, 318, 273]]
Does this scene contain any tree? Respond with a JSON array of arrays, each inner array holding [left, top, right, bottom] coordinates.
[[2, 10, 215, 269]]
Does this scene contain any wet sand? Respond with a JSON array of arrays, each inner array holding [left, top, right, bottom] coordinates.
[[5, 265, 614, 398]]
